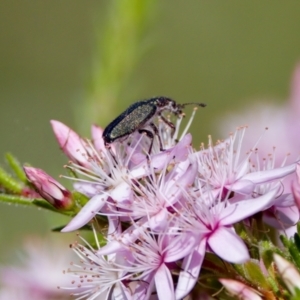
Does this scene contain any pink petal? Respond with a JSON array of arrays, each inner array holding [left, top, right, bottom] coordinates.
[[73, 182, 103, 197], [107, 215, 122, 236], [169, 133, 192, 161], [91, 124, 105, 152], [220, 279, 262, 300], [96, 240, 124, 256], [164, 233, 198, 262], [164, 161, 198, 205], [155, 264, 175, 300], [97, 221, 149, 255], [50, 120, 90, 167], [150, 134, 192, 170], [129, 151, 147, 165], [229, 179, 255, 194], [148, 209, 169, 232], [175, 238, 206, 300], [235, 159, 251, 180], [208, 227, 249, 263], [273, 193, 295, 207], [263, 205, 299, 229], [61, 194, 107, 232], [133, 271, 155, 300], [112, 282, 132, 300], [220, 188, 278, 225], [109, 182, 133, 204], [238, 164, 296, 185], [130, 165, 149, 178]]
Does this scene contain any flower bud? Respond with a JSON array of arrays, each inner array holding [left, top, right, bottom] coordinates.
[[219, 279, 262, 300], [274, 254, 300, 294], [24, 167, 73, 210]]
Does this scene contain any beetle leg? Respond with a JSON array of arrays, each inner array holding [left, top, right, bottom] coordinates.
[[159, 114, 175, 136], [107, 147, 118, 165], [149, 122, 164, 151], [138, 129, 154, 156]]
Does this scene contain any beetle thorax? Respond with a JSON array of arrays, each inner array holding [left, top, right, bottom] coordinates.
[[155, 97, 178, 113]]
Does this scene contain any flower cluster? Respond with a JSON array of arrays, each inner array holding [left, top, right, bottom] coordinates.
[[23, 107, 299, 300]]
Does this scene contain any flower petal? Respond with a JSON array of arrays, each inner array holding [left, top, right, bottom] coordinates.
[[164, 233, 198, 262], [91, 124, 105, 152], [50, 120, 90, 167], [73, 182, 103, 197], [61, 194, 107, 232], [175, 238, 206, 300], [109, 181, 133, 204], [220, 188, 279, 225], [208, 227, 249, 263], [228, 179, 255, 194], [155, 264, 175, 300], [150, 134, 192, 170], [239, 164, 296, 185], [263, 205, 299, 229], [148, 209, 169, 232]]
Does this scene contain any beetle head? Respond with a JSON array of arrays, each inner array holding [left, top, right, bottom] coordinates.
[[154, 96, 206, 116]]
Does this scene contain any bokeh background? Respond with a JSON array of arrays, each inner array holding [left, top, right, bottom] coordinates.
[[1, 0, 300, 261]]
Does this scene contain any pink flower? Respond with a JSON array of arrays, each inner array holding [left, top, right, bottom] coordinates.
[[63, 234, 133, 300], [61, 126, 194, 232], [113, 226, 197, 300], [0, 237, 78, 299], [216, 64, 300, 234], [19, 97, 300, 299], [195, 127, 295, 198], [175, 188, 279, 299]]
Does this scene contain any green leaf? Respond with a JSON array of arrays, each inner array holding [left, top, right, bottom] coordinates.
[[288, 242, 300, 269], [0, 167, 23, 193], [262, 249, 275, 270], [5, 153, 27, 182], [280, 235, 290, 249], [72, 191, 89, 207], [291, 288, 300, 299], [242, 260, 269, 289], [280, 235, 300, 269], [294, 233, 300, 252]]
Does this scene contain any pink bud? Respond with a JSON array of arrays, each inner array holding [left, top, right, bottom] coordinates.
[[274, 254, 300, 294], [219, 279, 262, 300], [24, 166, 73, 210]]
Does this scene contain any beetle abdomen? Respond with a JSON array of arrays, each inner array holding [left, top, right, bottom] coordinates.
[[103, 101, 156, 143]]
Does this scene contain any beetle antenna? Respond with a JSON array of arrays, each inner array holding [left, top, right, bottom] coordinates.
[[179, 102, 206, 108]]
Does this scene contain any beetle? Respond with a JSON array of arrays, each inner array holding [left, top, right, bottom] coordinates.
[[102, 96, 206, 154]]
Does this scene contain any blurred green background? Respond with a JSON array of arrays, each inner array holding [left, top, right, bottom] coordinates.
[[1, 0, 300, 259]]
